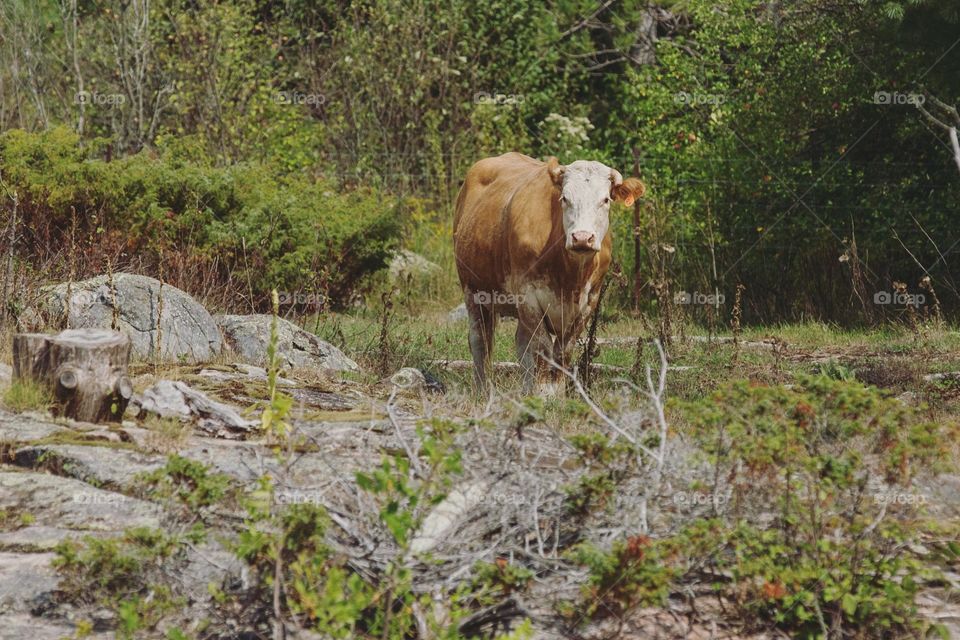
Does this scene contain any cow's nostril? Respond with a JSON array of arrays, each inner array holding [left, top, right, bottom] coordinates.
[[571, 231, 595, 246]]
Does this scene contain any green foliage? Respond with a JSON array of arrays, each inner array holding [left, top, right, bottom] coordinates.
[[676, 376, 955, 636], [226, 420, 498, 639], [355, 420, 463, 547], [140, 454, 232, 512], [2, 0, 960, 321], [815, 359, 857, 382], [53, 527, 180, 605], [116, 586, 184, 640], [261, 289, 295, 438], [565, 534, 675, 619], [0, 508, 35, 530], [564, 432, 635, 517], [234, 483, 373, 639], [0, 127, 399, 309], [462, 560, 534, 607]]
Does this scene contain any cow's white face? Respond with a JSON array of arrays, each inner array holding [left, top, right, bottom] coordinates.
[[552, 160, 619, 255]]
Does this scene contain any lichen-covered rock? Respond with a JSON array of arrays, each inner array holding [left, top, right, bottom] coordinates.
[[35, 273, 222, 363], [447, 302, 468, 322], [0, 410, 71, 442], [388, 249, 440, 282], [0, 552, 59, 614], [216, 314, 358, 372]]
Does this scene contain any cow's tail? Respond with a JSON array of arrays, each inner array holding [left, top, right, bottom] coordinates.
[[452, 177, 468, 235]]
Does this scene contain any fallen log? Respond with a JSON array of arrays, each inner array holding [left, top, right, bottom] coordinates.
[[588, 335, 778, 349], [429, 360, 629, 374], [12, 329, 133, 423]]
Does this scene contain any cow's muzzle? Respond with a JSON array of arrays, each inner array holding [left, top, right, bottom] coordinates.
[[568, 231, 597, 254]]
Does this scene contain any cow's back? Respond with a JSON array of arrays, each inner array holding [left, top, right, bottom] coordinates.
[[453, 153, 550, 292]]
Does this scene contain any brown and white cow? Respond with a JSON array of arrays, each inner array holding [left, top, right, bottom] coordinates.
[[453, 152, 645, 393]]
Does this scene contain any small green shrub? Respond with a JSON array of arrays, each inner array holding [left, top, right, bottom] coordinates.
[[139, 455, 232, 512], [234, 485, 373, 639], [461, 560, 534, 607], [564, 534, 675, 619], [563, 433, 634, 518], [53, 527, 179, 605], [116, 586, 184, 640]]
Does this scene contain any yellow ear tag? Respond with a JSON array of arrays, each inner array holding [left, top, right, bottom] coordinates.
[[624, 195, 635, 206]]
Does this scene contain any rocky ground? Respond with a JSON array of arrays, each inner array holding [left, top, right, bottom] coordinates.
[[1, 273, 959, 639], [1, 360, 958, 640]]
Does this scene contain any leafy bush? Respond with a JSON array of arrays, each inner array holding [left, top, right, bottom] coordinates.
[[678, 376, 955, 637], [564, 433, 635, 518], [139, 454, 233, 512], [234, 486, 373, 639], [0, 127, 400, 309], [565, 534, 675, 619]]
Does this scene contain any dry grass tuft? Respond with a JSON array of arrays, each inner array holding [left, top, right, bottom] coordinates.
[[140, 415, 192, 454]]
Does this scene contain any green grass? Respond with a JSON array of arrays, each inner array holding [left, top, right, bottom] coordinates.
[[312, 310, 960, 414], [2, 378, 53, 413]]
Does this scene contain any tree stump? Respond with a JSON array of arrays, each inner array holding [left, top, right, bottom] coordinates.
[[12, 329, 133, 423]]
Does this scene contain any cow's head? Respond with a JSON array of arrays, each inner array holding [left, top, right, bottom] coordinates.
[[547, 158, 645, 255]]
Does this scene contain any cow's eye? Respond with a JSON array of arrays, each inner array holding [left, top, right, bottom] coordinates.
[[559, 195, 567, 204], [602, 196, 611, 205]]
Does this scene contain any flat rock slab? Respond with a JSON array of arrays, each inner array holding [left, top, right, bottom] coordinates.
[[14, 444, 166, 490], [0, 613, 112, 640], [0, 470, 161, 532], [284, 387, 355, 411], [0, 525, 113, 553], [0, 410, 71, 442], [0, 552, 59, 614], [177, 438, 281, 483]]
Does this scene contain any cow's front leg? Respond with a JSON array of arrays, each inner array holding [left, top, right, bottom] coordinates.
[[516, 310, 555, 395], [466, 290, 496, 394]]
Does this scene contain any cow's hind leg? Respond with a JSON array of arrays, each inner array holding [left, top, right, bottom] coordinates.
[[466, 291, 496, 393]]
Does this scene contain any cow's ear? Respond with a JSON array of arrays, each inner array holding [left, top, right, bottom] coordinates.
[[546, 157, 565, 187], [611, 177, 646, 207]]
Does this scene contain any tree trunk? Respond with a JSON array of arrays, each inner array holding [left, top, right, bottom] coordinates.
[[12, 329, 133, 423]]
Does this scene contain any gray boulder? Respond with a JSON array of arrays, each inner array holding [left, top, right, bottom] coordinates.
[[36, 273, 222, 363], [216, 314, 358, 372], [448, 303, 468, 322], [388, 249, 440, 281]]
